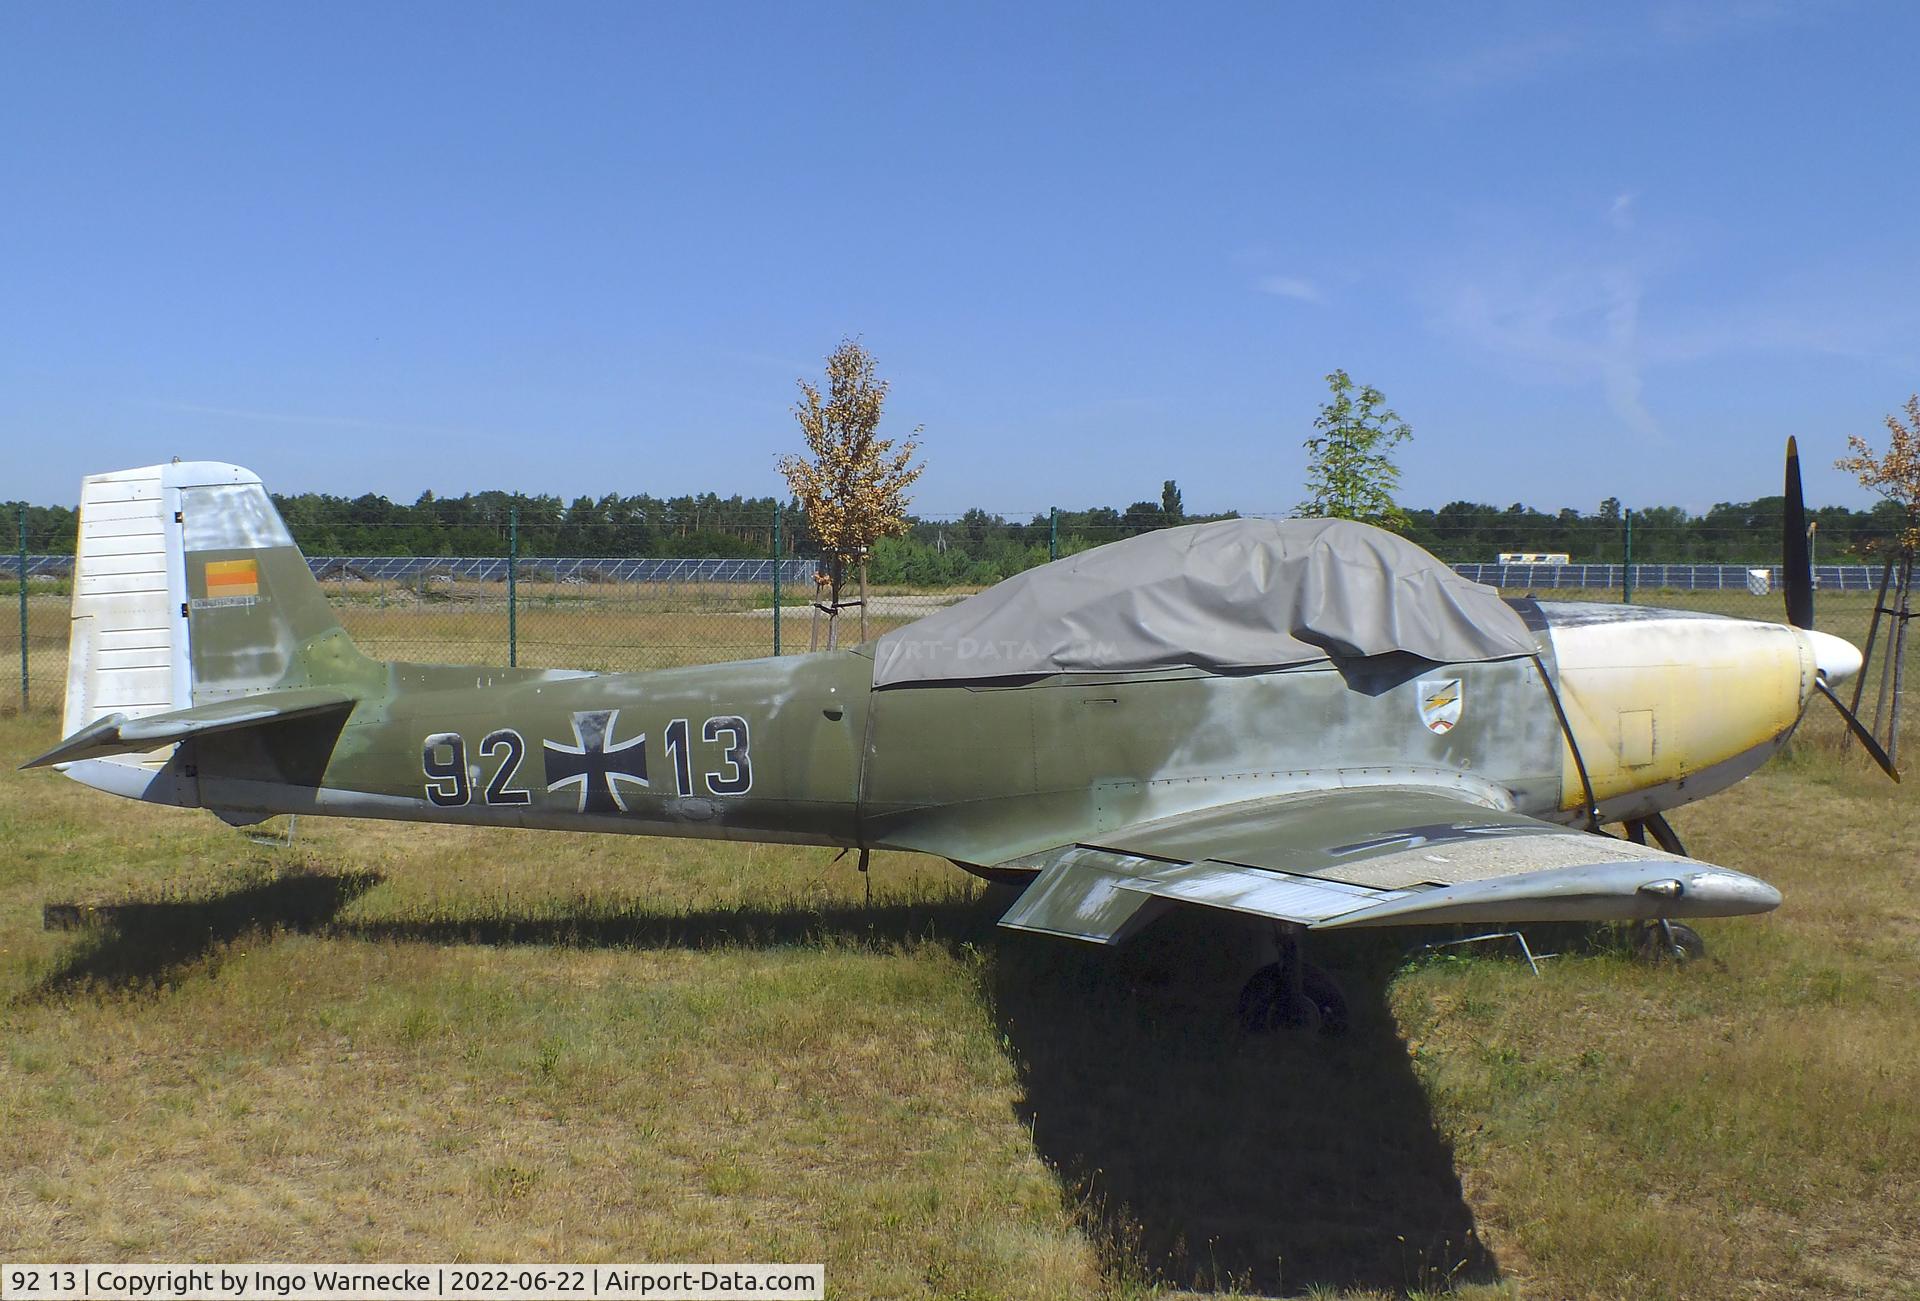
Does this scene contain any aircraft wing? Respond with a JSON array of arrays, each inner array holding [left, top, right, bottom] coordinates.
[[995, 785, 1780, 944]]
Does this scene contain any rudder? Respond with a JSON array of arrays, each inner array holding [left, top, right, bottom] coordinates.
[[64, 461, 369, 736]]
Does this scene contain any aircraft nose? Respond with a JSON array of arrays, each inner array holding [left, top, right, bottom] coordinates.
[[1803, 630, 1864, 686]]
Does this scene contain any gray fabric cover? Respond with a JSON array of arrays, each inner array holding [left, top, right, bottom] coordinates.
[[871, 517, 1538, 686]]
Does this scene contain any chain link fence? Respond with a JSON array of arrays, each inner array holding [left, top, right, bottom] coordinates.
[[6, 510, 70, 717], [3, 505, 1911, 725]]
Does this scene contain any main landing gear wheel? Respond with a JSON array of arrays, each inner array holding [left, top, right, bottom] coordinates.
[[1237, 962, 1349, 1035], [1635, 919, 1706, 964], [1238, 926, 1349, 1035]]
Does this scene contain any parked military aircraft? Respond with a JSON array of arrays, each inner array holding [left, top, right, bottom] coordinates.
[[25, 444, 1892, 1032]]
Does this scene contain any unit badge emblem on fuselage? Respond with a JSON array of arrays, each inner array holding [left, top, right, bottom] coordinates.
[[1418, 678, 1463, 734]]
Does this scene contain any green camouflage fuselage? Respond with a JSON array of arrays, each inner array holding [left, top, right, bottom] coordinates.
[[178, 635, 1568, 874]]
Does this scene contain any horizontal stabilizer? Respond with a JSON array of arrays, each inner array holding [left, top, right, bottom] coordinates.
[[22, 687, 357, 769]]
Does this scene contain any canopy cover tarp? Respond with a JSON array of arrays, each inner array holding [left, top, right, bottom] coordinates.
[[871, 517, 1539, 687]]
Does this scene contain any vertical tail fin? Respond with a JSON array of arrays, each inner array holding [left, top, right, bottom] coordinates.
[[64, 465, 188, 735], [64, 461, 371, 736]]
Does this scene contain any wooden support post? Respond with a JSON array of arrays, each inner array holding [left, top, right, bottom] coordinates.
[[1889, 551, 1912, 771], [1852, 553, 1896, 717]]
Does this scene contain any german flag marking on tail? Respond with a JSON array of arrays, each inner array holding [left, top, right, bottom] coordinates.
[[203, 558, 260, 598]]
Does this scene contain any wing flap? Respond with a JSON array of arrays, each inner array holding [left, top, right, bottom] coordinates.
[[997, 846, 1419, 943], [995, 849, 1172, 944], [1111, 859, 1409, 923]]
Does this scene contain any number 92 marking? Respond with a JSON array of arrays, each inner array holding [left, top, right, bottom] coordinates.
[[422, 729, 531, 807]]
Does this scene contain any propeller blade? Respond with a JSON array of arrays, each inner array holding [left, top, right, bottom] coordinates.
[[1815, 678, 1900, 781], [1783, 436, 1814, 628]]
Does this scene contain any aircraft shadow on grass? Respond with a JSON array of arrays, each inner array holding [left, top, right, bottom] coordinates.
[[38, 870, 1497, 1296], [984, 906, 1499, 1296], [31, 868, 383, 996]]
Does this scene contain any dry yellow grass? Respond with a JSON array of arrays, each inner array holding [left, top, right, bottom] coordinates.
[[0, 586, 960, 699], [0, 721, 1097, 1295]]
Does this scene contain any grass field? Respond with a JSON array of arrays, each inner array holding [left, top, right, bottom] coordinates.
[[2, 582, 965, 700], [2, 591, 1918, 1298]]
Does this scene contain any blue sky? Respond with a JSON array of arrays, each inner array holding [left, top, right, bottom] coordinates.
[[2, 1, 1916, 516]]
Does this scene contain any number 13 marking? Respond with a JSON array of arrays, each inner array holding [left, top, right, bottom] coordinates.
[[662, 715, 753, 797]]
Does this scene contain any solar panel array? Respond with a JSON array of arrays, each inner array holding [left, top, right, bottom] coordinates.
[[2, 554, 819, 583], [8, 555, 76, 578], [303, 555, 820, 583], [1452, 563, 1886, 592], [0, 554, 1894, 592]]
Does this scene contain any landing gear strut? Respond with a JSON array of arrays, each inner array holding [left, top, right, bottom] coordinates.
[[1622, 815, 1707, 963], [1623, 811, 1688, 856], [1238, 924, 1349, 1035], [1635, 919, 1707, 964]]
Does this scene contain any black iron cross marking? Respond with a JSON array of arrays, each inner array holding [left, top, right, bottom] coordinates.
[[543, 709, 649, 814]]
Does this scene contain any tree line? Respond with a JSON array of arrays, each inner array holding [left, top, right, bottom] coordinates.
[[2, 485, 1911, 579], [867, 492, 1913, 586]]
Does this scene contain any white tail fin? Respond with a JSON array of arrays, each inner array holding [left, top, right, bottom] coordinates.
[[64, 464, 196, 734], [50, 462, 370, 808], [63, 461, 365, 737]]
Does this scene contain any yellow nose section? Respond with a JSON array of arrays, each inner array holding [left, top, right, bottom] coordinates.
[[1545, 606, 1810, 810]]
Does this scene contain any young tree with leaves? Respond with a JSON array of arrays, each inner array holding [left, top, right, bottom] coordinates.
[[1836, 394, 1920, 553], [1297, 369, 1412, 532], [1835, 394, 1920, 766], [777, 338, 924, 647]]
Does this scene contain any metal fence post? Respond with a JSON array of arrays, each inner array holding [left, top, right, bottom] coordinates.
[[17, 503, 27, 710], [771, 506, 782, 657], [1049, 506, 1059, 561], [507, 505, 518, 668], [1622, 508, 1634, 605]]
